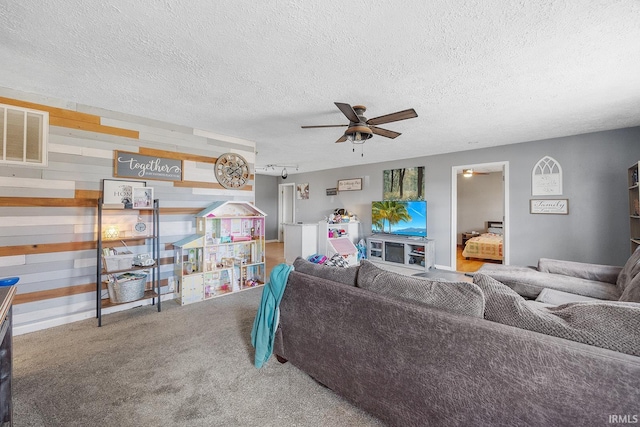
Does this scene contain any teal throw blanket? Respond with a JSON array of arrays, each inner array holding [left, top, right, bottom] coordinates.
[[250, 263, 293, 368]]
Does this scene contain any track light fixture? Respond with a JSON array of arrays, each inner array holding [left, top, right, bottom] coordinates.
[[256, 164, 299, 179]]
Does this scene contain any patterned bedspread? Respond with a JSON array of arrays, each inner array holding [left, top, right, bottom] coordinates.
[[462, 233, 503, 260]]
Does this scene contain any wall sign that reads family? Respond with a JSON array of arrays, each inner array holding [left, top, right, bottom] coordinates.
[[530, 199, 569, 215], [114, 150, 183, 181]]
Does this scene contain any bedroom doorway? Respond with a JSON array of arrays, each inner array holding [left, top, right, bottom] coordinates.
[[451, 162, 509, 271]]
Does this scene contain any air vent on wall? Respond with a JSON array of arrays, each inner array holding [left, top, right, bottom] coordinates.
[[0, 103, 49, 167]]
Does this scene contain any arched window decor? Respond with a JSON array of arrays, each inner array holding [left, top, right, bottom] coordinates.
[[532, 156, 563, 195]]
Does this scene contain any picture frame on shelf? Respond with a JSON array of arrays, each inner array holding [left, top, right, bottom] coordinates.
[[103, 179, 146, 208], [132, 187, 154, 208]]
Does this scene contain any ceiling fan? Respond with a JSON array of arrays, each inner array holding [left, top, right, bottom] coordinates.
[[301, 103, 418, 153]]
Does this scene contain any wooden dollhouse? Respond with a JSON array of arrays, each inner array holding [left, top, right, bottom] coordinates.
[[173, 201, 266, 305]]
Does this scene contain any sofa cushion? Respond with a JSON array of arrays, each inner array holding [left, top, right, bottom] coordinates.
[[476, 264, 620, 301], [293, 257, 359, 286], [473, 273, 640, 356], [535, 288, 602, 305], [537, 258, 621, 284], [356, 260, 485, 318], [617, 247, 640, 299]]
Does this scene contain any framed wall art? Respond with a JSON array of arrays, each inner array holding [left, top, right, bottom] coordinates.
[[132, 187, 154, 208], [102, 179, 146, 207], [383, 166, 424, 200], [532, 156, 563, 196], [337, 178, 362, 192], [530, 199, 569, 215], [296, 183, 309, 199]]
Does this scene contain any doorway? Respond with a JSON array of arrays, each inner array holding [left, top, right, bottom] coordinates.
[[278, 183, 296, 242], [451, 162, 509, 270]]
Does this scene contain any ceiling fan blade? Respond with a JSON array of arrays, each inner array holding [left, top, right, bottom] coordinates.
[[367, 108, 418, 126], [334, 102, 360, 123], [335, 135, 347, 143], [301, 124, 348, 129], [370, 126, 401, 139]]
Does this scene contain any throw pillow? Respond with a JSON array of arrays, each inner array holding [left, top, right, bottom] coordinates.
[[616, 246, 640, 295], [356, 260, 485, 318], [324, 253, 350, 268], [292, 257, 359, 286], [473, 273, 640, 356], [619, 273, 640, 302]]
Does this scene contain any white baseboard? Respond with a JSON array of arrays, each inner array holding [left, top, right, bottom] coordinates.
[[14, 293, 176, 336]]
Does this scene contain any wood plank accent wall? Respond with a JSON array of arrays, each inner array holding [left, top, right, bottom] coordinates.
[[0, 96, 140, 139], [0, 90, 256, 333]]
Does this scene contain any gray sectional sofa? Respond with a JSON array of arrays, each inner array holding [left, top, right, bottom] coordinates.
[[272, 258, 640, 426], [477, 247, 640, 304]]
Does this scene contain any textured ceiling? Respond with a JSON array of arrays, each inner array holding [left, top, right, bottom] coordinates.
[[1, 1, 639, 175]]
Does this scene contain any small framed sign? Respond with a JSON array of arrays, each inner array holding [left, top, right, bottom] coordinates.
[[326, 188, 338, 196], [337, 178, 362, 192], [133, 187, 154, 208], [530, 199, 569, 215]]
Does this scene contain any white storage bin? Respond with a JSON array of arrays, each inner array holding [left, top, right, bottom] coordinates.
[[103, 253, 134, 271]]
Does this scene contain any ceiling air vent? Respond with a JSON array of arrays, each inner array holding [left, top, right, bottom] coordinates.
[[1, 103, 49, 167]]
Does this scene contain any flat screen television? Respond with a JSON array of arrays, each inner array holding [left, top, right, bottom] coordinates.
[[371, 200, 427, 237]]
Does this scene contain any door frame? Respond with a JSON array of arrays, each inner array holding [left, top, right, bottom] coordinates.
[[278, 182, 296, 242], [450, 161, 510, 268]]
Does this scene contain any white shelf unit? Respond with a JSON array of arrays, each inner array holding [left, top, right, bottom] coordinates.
[[173, 201, 266, 306], [366, 234, 435, 271], [317, 220, 360, 256], [629, 161, 640, 254]]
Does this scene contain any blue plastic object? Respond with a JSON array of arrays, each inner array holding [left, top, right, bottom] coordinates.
[[0, 277, 19, 287]]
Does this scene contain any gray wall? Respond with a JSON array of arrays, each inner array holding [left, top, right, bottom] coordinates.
[[263, 127, 640, 268], [255, 174, 279, 241]]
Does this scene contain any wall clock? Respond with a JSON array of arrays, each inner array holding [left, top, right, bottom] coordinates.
[[215, 153, 250, 189]]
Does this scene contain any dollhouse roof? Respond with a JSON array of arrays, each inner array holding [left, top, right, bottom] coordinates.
[[196, 201, 267, 218], [173, 234, 204, 248]]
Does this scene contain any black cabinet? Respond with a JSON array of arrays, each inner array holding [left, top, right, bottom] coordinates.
[[0, 286, 16, 426]]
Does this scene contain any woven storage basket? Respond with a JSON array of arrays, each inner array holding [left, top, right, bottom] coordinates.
[[108, 274, 146, 303]]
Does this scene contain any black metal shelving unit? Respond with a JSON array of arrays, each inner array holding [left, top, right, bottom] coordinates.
[[96, 198, 161, 326]]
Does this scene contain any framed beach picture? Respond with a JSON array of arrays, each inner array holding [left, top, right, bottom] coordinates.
[[132, 187, 154, 208]]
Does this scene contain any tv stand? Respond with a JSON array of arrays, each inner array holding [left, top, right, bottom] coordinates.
[[366, 234, 435, 271]]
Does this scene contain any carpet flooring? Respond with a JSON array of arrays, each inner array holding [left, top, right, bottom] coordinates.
[[12, 288, 384, 426]]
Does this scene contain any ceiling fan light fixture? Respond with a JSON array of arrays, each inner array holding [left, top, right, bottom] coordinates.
[[345, 125, 373, 143], [281, 168, 288, 179], [463, 169, 473, 178]]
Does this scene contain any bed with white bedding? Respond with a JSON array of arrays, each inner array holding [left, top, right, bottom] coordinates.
[[462, 221, 503, 261]]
